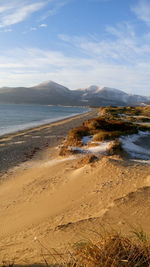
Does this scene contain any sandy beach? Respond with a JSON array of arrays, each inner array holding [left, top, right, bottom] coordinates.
[[0, 109, 149, 266]]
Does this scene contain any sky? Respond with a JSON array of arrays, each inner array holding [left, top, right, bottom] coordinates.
[[0, 0, 150, 96]]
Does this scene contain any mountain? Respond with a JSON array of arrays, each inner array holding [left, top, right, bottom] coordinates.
[[0, 81, 75, 105], [0, 81, 149, 106], [77, 85, 150, 106]]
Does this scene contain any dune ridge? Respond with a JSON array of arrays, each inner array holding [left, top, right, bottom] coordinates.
[[0, 107, 149, 265]]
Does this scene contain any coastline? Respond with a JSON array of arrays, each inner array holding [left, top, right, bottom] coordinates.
[[0, 107, 149, 265], [0, 109, 97, 175], [0, 107, 90, 137]]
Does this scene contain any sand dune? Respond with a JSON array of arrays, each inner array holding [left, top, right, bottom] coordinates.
[[0, 148, 149, 264], [0, 108, 149, 265]]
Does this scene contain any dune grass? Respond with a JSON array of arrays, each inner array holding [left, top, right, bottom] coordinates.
[[64, 117, 138, 147], [100, 106, 150, 120], [66, 126, 90, 146], [60, 106, 149, 156], [20, 229, 150, 266], [71, 232, 150, 266], [93, 130, 129, 141]]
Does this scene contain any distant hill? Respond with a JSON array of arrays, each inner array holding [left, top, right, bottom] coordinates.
[[0, 80, 149, 106]]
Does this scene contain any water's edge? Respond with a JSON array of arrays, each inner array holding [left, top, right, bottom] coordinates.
[[0, 109, 90, 139]]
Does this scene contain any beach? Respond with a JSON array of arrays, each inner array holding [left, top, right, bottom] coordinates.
[[0, 109, 96, 175], [0, 108, 149, 265]]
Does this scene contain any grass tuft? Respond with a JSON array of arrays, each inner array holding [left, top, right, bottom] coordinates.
[[66, 126, 89, 146], [71, 233, 150, 266]]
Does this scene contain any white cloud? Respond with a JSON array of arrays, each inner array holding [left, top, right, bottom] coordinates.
[[0, 0, 46, 28], [0, 45, 149, 96], [58, 23, 150, 66], [0, 17, 149, 96], [0, 0, 70, 28], [132, 0, 150, 26], [40, 0, 71, 20], [39, 23, 48, 28]]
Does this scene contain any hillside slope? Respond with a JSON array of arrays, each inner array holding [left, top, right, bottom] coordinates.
[[0, 80, 149, 106]]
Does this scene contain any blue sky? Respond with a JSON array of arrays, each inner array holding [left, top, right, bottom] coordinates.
[[0, 0, 150, 96]]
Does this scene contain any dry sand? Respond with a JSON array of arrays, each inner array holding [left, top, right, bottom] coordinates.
[[0, 112, 149, 265]]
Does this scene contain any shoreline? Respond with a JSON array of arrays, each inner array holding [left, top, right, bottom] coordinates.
[[0, 108, 90, 138], [0, 106, 149, 264], [0, 109, 97, 175]]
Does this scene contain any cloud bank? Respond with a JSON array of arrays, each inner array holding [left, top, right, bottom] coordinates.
[[0, 0, 149, 96]]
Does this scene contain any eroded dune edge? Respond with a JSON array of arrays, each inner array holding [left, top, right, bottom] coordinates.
[[0, 107, 150, 266]]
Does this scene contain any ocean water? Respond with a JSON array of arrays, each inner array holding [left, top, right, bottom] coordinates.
[[0, 104, 88, 136]]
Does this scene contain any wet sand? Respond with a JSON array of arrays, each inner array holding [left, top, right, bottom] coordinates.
[[0, 110, 97, 175]]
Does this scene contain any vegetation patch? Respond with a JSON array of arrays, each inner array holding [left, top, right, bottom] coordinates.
[[83, 117, 138, 132], [101, 106, 150, 121], [76, 154, 98, 167], [66, 126, 89, 147], [60, 106, 149, 157], [93, 131, 126, 141], [59, 145, 75, 156], [72, 233, 150, 266], [107, 140, 124, 156], [63, 117, 138, 148]]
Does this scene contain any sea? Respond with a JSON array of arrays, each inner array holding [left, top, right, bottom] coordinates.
[[0, 104, 88, 136]]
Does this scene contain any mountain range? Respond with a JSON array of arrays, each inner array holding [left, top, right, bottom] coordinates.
[[0, 81, 149, 106]]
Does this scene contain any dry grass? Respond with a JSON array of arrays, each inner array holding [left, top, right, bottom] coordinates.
[[101, 106, 150, 119], [136, 106, 150, 117], [139, 124, 150, 132], [107, 140, 124, 156], [66, 126, 89, 147], [76, 154, 98, 167], [33, 229, 150, 266], [2, 230, 150, 266], [93, 131, 124, 141], [71, 233, 150, 266], [83, 117, 138, 132], [64, 117, 138, 147], [59, 145, 75, 156], [60, 106, 149, 156]]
